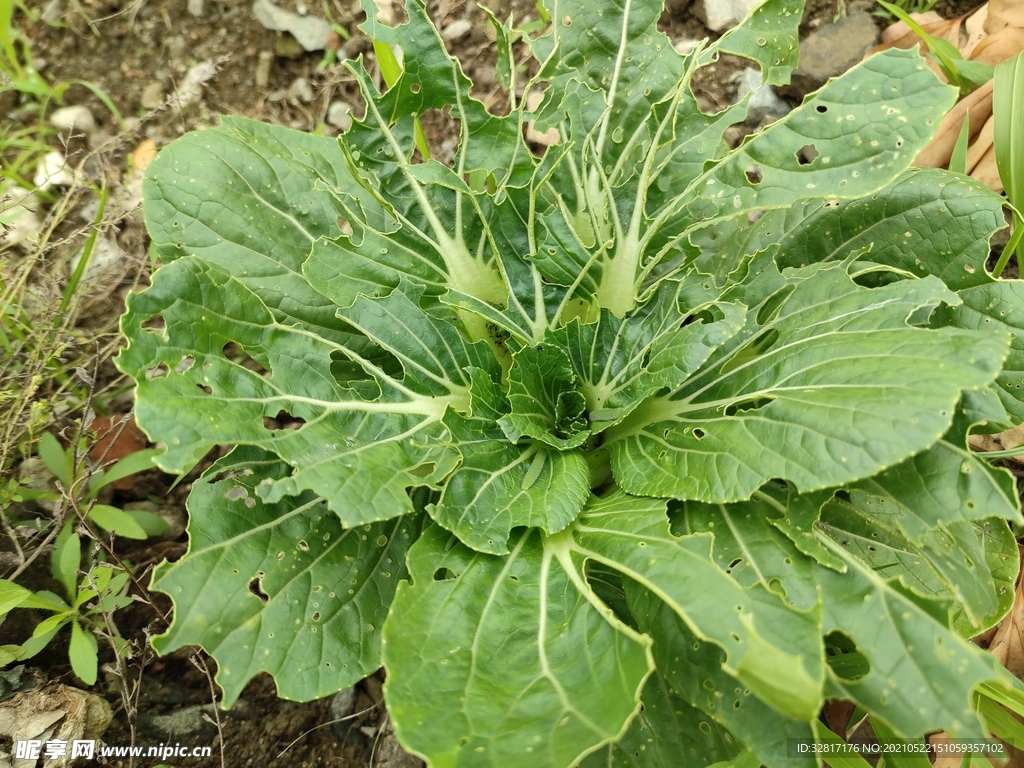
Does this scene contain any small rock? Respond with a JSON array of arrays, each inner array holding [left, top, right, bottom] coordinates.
[[40, 0, 62, 22], [672, 37, 700, 56], [33, 151, 75, 191], [789, 12, 878, 94], [694, 0, 761, 33], [49, 105, 96, 141], [442, 19, 472, 41], [0, 183, 42, 250], [329, 686, 357, 739], [187, 0, 204, 16], [288, 76, 314, 103], [255, 50, 274, 88], [140, 81, 165, 109], [327, 100, 353, 131], [139, 705, 217, 741], [253, 0, 333, 51], [733, 67, 790, 125], [374, 717, 424, 768]]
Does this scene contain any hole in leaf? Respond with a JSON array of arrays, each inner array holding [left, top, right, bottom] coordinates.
[[223, 341, 244, 361], [146, 363, 169, 380], [824, 630, 869, 681], [264, 410, 305, 431], [249, 576, 269, 604], [409, 462, 436, 478], [726, 557, 742, 573], [744, 164, 763, 184], [796, 144, 819, 165], [312, 611, 321, 621], [433, 567, 457, 581], [141, 315, 165, 332], [175, 356, 195, 374], [210, 467, 254, 484], [337, 216, 352, 236], [719, 328, 780, 374], [755, 284, 795, 325], [225, 485, 248, 501], [410, 83, 420, 93], [816, 105, 827, 113], [197, 383, 213, 394], [725, 396, 775, 417], [693, 428, 706, 439]]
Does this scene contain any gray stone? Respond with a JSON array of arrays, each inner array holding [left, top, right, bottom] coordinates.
[[733, 67, 791, 125], [252, 0, 333, 52], [329, 686, 357, 739], [187, 0, 204, 16], [288, 76, 314, 103], [789, 12, 878, 94], [327, 100, 353, 131], [50, 105, 96, 140], [694, 0, 761, 33], [140, 705, 217, 741]]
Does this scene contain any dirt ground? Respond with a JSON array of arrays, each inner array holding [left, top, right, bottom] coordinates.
[[0, 0, 993, 765]]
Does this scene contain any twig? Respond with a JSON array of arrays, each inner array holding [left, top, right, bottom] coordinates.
[[275, 700, 384, 759], [190, 653, 226, 768]]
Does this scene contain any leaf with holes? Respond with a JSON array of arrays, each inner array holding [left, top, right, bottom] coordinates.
[[122, 0, 1024, 763], [150, 447, 422, 705]]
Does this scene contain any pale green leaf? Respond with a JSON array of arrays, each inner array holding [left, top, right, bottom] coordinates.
[[116, 257, 462, 526], [564, 491, 824, 721], [382, 524, 652, 768], [51, 524, 80, 603], [151, 447, 420, 706], [88, 504, 149, 540], [606, 263, 1008, 502]]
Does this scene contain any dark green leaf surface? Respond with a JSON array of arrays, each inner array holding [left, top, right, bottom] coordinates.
[[150, 448, 419, 705]]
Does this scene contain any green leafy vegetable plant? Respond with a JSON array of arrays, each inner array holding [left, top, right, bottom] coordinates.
[[118, 0, 1024, 764]]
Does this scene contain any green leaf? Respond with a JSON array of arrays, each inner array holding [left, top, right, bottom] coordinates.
[[430, 411, 591, 555], [116, 258, 463, 526], [579, 671, 743, 768], [86, 448, 160, 497], [994, 52, 1024, 265], [950, 112, 971, 175], [88, 504, 150, 540], [678, 493, 1002, 737], [606, 262, 1009, 503], [37, 432, 70, 487], [626, 585, 817, 768], [382, 524, 652, 768], [0, 580, 66, 615], [701, 0, 802, 86], [69, 620, 98, 686], [550, 278, 746, 432], [564, 491, 824, 721], [151, 447, 420, 706], [142, 116, 369, 346], [499, 344, 591, 450], [51, 524, 80, 603]]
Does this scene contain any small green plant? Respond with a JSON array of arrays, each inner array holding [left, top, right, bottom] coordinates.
[[118, 0, 1024, 765], [876, 0, 992, 95], [0, 531, 133, 685]]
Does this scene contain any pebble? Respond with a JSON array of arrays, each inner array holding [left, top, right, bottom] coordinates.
[[33, 150, 76, 191], [140, 81, 165, 109], [733, 67, 791, 125], [694, 0, 762, 33], [50, 105, 96, 140], [187, 0, 204, 16], [327, 100, 353, 131], [442, 19, 472, 41], [252, 0, 333, 52], [790, 12, 878, 94], [288, 76, 314, 103]]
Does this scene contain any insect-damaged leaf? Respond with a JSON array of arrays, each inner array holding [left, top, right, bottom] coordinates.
[[150, 448, 420, 705]]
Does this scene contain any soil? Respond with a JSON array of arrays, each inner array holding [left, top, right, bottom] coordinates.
[[1, 0, 992, 765]]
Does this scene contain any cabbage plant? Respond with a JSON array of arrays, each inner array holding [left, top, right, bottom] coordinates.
[[117, 0, 1024, 764]]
